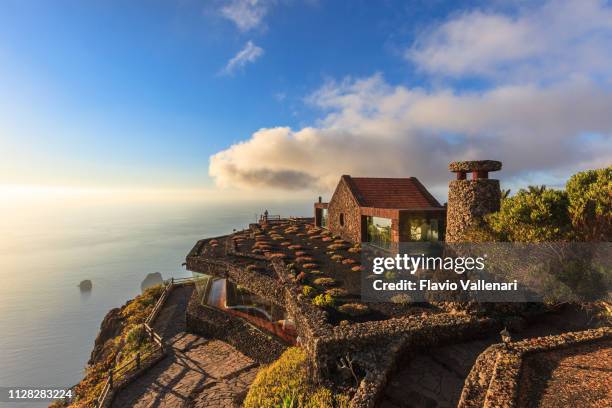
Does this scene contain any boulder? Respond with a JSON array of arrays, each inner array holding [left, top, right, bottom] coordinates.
[[141, 272, 163, 292], [78, 279, 92, 291]]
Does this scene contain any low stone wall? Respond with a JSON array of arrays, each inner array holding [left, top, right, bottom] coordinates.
[[187, 255, 285, 307], [458, 327, 612, 408], [185, 291, 287, 364], [187, 236, 507, 408]]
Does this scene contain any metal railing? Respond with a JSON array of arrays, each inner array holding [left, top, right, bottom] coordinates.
[[94, 277, 196, 408]]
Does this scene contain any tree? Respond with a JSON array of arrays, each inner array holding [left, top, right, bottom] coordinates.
[[566, 166, 612, 241], [484, 187, 572, 242]]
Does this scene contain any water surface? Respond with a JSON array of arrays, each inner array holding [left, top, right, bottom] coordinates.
[[0, 193, 309, 407]]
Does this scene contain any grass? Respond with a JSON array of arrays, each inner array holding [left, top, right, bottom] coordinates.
[[243, 347, 349, 408]]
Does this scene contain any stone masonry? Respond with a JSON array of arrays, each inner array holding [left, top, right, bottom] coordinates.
[[446, 160, 502, 242], [327, 176, 363, 243]]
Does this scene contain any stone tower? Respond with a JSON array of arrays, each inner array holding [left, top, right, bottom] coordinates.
[[446, 160, 502, 242]]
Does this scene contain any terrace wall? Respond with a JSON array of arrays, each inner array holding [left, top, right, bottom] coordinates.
[[186, 292, 287, 364]]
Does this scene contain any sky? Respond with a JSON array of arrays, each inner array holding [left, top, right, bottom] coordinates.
[[1, 0, 611, 202]]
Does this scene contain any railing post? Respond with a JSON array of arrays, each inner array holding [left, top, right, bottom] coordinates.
[[136, 352, 141, 369], [171, 277, 174, 286], [108, 369, 113, 389]]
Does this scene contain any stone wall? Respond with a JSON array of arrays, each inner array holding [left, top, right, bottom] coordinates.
[[446, 179, 501, 242], [186, 291, 287, 364], [186, 255, 285, 307], [327, 177, 362, 243], [457, 327, 612, 408]]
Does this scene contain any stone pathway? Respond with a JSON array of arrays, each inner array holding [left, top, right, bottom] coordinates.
[[111, 285, 259, 408], [380, 310, 598, 408]]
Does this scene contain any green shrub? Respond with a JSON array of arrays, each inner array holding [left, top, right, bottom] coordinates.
[[302, 285, 316, 297], [244, 348, 348, 408], [125, 325, 146, 348], [566, 166, 612, 241], [486, 187, 572, 242], [312, 294, 335, 307]]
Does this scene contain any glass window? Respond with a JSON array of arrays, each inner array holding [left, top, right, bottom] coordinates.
[[321, 208, 328, 228], [366, 216, 392, 249], [406, 217, 439, 241], [191, 272, 296, 343]]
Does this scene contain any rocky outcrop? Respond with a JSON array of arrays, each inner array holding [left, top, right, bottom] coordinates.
[[78, 279, 92, 291], [141, 272, 163, 292], [88, 307, 125, 365]]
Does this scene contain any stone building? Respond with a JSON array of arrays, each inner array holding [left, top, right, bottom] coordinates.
[[314, 175, 446, 248], [446, 160, 502, 242]]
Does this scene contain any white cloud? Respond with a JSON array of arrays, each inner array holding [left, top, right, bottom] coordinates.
[[220, 0, 274, 31], [209, 0, 612, 197], [222, 41, 264, 74], [408, 0, 612, 81], [210, 74, 612, 194]]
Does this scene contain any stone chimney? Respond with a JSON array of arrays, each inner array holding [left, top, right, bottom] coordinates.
[[446, 160, 502, 242]]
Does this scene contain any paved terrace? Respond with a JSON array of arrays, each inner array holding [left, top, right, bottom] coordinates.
[[111, 285, 259, 408], [185, 219, 611, 407]]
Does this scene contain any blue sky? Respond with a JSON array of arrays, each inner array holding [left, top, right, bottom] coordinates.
[[1, 0, 611, 199]]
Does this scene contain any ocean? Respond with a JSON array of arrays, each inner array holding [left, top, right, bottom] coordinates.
[[0, 193, 311, 407]]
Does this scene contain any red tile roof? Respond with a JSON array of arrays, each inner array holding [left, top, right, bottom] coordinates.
[[343, 175, 442, 209]]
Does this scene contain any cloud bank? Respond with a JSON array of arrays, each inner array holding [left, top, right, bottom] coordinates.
[[210, 0, 612, 195], [222, 41, 264, 74], [408, 0, 612, 81]]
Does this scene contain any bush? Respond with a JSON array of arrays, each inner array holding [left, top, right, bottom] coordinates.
[[125, 325, 146, 348], [313, 277, 337, 287], [390, 293, 411, 304], [302, 263, 317, 269], [485, 187, 572, 242], [330, 254, 344, 262], [338, 303, 369, 316], [566, 166, 612, 241], [302, 285, 316, 297], [325, 288, 348, 297], [266, 253, 288, 259], [243, 348, 348, 408], [312, 294, 335, 307]]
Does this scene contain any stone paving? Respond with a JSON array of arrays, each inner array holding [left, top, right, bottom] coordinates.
[[379, 311, 598, 408], [111, 285, 259, 408]]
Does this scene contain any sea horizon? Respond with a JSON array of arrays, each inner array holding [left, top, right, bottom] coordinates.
[[0, 193, 311, 408]]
